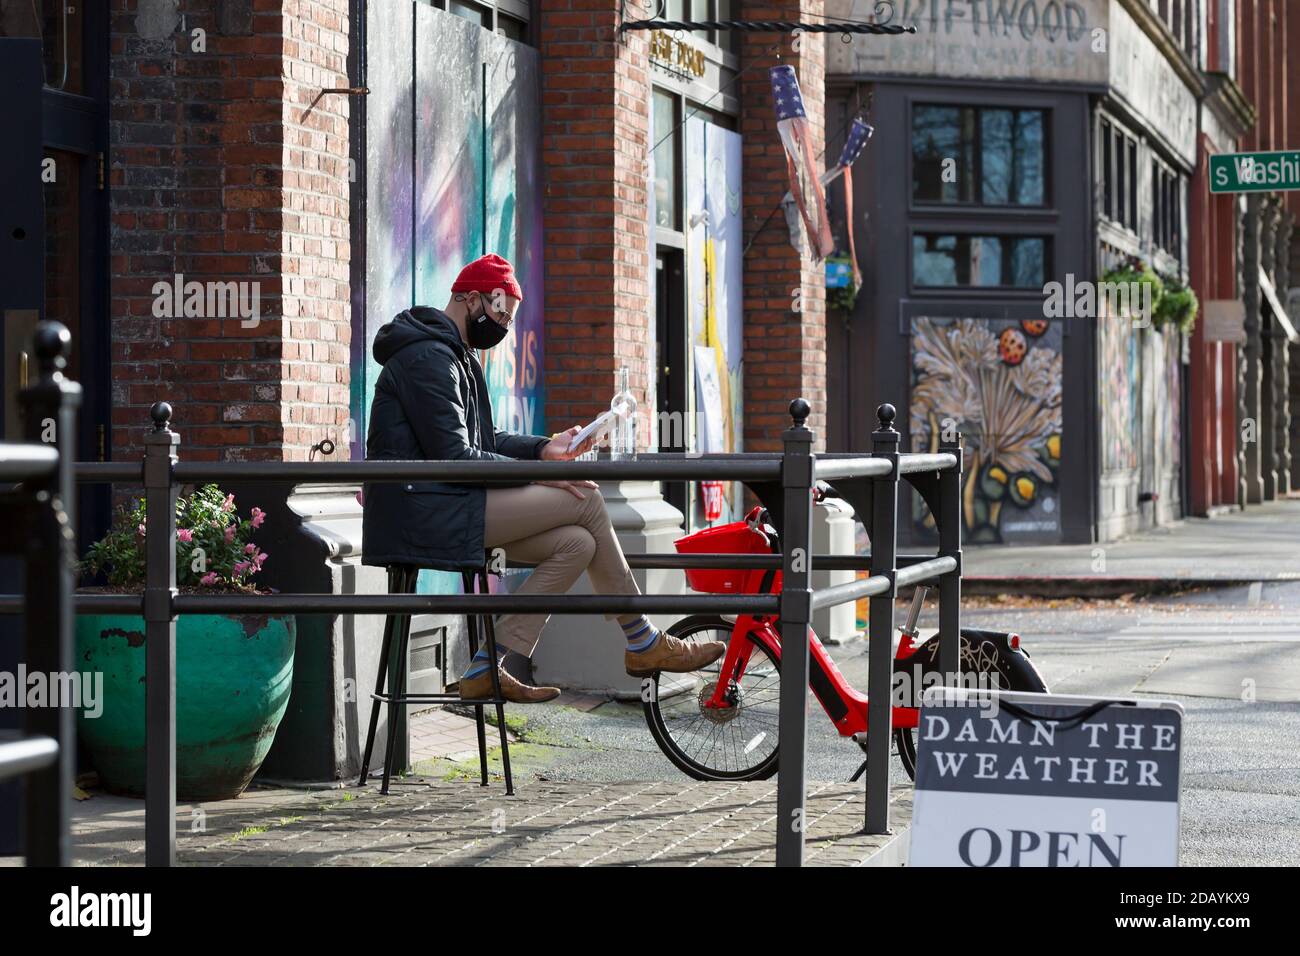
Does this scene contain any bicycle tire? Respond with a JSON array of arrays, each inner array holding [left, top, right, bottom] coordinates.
[[642, 614, 782, 782], [893, 629, 1049, 780]]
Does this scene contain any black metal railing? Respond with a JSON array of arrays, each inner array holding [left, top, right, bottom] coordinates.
[[0, 322, 80, 866], [0, 322, 964, 868]]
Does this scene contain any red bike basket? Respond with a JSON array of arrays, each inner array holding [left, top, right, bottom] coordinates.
[[673, 520, 772, 594]]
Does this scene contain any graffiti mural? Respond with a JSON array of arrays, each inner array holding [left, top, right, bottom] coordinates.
[[361, 5, 545, 592], [909, 317, 1064, 543], [1098, 300, 1140, 472], [480, 33, 546, 440], [685, 117, 744, 525]]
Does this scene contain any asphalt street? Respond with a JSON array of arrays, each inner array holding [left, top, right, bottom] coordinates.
[[433, 582, 1300, 866]]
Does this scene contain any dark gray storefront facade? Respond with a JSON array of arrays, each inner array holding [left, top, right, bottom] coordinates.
[[825, 0, 1197, 547]]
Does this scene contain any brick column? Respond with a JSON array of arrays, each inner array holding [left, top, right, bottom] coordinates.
[[538, 2, 651, 443], [108, 0, 351, 462], [740, 0, 827, 452]]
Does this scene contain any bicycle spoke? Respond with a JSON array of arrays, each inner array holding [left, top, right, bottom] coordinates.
[[653, 630, 781, 776]]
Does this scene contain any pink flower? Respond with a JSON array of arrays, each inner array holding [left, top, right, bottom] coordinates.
[[222, 494, 235, 512], [233, 560, 250, 576], [250, 507, 265, 529], [224, 524, 236, 544], [253, 551, 267, 568], [177, 529, 194, 544], [245, 543, 257, 554], [200, 572, 219, 586], [137, 523, 147, 538]]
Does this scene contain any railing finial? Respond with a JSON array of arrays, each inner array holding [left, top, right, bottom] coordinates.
[[789, 397, 810, 429], [150, 401, 173, 433], [875, 403, 897, 432], [32, 321, 71, 378]]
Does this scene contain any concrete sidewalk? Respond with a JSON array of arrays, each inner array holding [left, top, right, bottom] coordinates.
[[962, 499, 1300, 596]]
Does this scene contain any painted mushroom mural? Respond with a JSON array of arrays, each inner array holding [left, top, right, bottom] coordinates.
[[910, 317, 1063, 543]]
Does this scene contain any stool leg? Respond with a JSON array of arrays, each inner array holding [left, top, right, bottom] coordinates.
[[358, 568, 401, 786], [481, 569, 514, 796], [474, 705, 489, 787], [463, 580, 492, 787], [381, 568, 417, 794]]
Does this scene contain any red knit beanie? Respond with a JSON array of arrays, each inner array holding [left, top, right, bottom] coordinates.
[[451, 253, 523, 303]]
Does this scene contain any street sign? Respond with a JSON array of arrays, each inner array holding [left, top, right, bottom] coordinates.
[[1209, 150, 1300, 193], [909, 688, 1184, 867]]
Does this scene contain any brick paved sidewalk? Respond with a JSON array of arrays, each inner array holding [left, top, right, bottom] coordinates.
[[72, 777, 912, 867]]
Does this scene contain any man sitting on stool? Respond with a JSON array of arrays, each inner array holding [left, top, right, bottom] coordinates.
[[361, 253, 724, 702]]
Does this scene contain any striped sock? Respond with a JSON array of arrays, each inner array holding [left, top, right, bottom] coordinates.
[[621, 616, 661, 653], [461, 643, 506, 680]]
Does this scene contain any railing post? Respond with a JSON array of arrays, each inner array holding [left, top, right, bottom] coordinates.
[[865, 403, 899, 834], [776, 398, 814, 867], [937, 430, 963, 682], [144, 401, 179, 866], [18, 322, 80, 866]]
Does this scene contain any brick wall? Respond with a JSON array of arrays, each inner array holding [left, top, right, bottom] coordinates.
[[740, 0, 828, 452], [538, 1, 652, 443], [108, 0, 351, 462]]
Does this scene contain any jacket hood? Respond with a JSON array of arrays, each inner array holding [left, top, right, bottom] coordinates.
[[372, 307, 464, 366]]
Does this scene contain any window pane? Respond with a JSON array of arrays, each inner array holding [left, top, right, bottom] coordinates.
[[912, 106, 972, 202], [915, 104, 1043, 205], [1012, 110, 1044, 204], [913, 234, 1046, 288], [653, 91, 680, 230], [981, 109, 1012, 204], [497, 14, 527, 41], [448, 0, 489, 27], [1102, 122, 1113, 220], [1115, 136, 1126, 227], [1010, 237, 1046, 286], [0, 0, 83, 93], [1127, 139, 1137, 228]]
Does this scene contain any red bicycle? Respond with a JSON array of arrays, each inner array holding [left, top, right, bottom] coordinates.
[[643, 499, 1048, 781]]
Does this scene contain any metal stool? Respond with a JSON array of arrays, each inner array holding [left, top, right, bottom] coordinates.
[[358, 562, 514, 795]]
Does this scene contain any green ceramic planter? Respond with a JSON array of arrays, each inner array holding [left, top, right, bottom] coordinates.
[[76, 611, 296, 801]]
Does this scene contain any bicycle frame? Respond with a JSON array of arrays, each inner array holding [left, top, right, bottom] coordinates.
[[703, 612, 922, 734]]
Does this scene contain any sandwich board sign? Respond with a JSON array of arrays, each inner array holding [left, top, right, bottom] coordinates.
[[909, 688, 1184, 867]]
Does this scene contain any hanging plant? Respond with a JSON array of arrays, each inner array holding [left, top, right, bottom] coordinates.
[[1100, 255, 1164, 326], [1154, 276, 1199, 335], [825, 256, 858, 312]]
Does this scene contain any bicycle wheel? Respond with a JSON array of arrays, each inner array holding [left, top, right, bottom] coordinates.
[[893, 629, 1049, 780], [642, 614, 781, 781]]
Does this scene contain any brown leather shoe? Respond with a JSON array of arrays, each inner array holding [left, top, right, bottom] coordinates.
[[458, 666, 560, 704], [625, 633, 726, 678]]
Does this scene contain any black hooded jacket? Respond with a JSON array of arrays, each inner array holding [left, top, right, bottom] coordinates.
[[361, 306, 548, 571]]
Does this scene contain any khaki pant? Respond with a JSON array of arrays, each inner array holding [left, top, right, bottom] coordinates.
[[483, 484, 640, 656]]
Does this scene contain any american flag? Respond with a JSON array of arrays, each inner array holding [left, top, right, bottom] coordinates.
[[770, 65, 833, 260], [836, 118, 874, 170], [824, 119, 874, 288]]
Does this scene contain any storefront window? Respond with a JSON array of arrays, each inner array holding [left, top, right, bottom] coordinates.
[[448, 0, 490, 28], [1100, 118, 1141, 233], [0, 0, 84, 93], [653, 90, 681, 230], [1152, 159, 1184, 258], [912, 234, 1047, 288], [912, 105, 1046, 206]]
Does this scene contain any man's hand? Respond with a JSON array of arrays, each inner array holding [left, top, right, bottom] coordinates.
[[534, 479, 598, 500], [540, 425, 595, 461]]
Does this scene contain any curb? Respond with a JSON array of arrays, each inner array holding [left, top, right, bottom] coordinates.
[[959, 576, 1296, 599]]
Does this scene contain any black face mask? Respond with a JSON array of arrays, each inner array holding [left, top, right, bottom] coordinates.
[[466, 300, 510, 350]]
